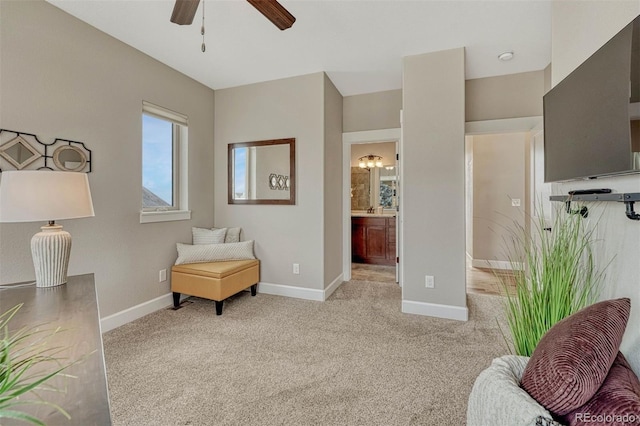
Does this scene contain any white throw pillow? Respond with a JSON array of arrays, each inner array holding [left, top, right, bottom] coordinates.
[[175, 240, 255, 265], [224, 227, 241, 243], [213, 227, 242, 243], [192, 227, 227, 245]]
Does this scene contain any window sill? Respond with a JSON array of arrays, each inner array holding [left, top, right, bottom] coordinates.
[[140, 210, 191, 224]]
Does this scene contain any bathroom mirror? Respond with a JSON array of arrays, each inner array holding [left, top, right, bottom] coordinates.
[[228, 138, 295, 205], [53, 145, 87, 172]]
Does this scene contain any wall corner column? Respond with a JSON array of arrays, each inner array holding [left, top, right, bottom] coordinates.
[[401, 47, 467, 320]]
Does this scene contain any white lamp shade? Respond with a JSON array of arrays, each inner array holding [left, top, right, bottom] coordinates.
[[0, 171, 94, 223]]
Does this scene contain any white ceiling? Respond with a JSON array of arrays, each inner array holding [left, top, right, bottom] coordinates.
[[46, 0, 552, 96]]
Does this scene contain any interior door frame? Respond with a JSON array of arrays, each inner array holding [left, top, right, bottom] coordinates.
[[342, 128, 402, 283], [464, 116, 543, 273]]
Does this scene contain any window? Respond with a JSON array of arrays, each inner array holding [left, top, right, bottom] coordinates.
[[232, 147, 249, 200], [140, 101, 190, 223], [142, 115, 174, 208], [378, 167, 397, 209]]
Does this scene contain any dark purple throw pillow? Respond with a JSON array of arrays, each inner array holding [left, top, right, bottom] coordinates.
[[561, 352, 640, 425], [521, 298, 630, 416]]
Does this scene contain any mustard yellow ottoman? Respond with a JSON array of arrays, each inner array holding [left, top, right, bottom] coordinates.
[[171, 259, 260, 315]]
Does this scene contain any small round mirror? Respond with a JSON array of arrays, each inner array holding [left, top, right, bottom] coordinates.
[[53, 145, 86, 172]]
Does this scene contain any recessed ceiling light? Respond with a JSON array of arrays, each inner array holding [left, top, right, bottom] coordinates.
[[498, 51, 514, 61]]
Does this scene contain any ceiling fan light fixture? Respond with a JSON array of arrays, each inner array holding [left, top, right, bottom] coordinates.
[[170, 0, 201, 25], [246, 0, 296, 30]]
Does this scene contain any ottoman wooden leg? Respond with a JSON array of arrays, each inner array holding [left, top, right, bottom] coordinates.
[[251, 284, 257, 296], [215, 300, 223, 315]]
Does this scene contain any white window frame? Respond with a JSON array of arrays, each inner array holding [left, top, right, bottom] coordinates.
[[140, 101, 191, 223]]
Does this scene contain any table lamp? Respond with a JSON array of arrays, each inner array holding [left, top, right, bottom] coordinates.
[[0, 170, 95, 287]]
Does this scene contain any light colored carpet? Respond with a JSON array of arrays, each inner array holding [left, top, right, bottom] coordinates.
[[103, 280, 510, 425]]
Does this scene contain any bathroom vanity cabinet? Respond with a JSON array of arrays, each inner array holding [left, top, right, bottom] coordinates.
[[351, 216, 396, 266]]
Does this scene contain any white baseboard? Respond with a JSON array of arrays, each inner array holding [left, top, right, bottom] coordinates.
[[100, 292, 187, 333], [323, 273, 344, 300], [258, 282, 325, 301], [101, 278, 346, 332], [402, 300, 468, 321], [471, 259, 523, 271]]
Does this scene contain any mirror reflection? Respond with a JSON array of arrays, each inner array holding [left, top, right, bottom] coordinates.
[[350, 142, 397, 213], [228, 138, 295, 205], [0, 136, 40, 169], [53, 145, 87, 172]]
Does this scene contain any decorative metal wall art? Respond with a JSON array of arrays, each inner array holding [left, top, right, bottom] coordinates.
[[268, 173, 289, 190], [268, 173, 278, 190], [0, 129, 92, 173]]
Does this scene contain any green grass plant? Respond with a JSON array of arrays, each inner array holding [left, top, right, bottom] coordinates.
[[498, 205, 606, 356], [0, 304, 80, 425]]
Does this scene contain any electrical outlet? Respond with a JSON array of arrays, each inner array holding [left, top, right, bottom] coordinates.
[[159, 269, 167, 282], [425, 275, 434, 288], [293, 263, 300, 275], [511, 198, 521, 207]]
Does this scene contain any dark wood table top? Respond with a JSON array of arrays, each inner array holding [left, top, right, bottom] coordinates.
[[0, 273, 112, 425]]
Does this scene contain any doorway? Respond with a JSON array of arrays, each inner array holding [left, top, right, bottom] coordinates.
[[464, 117, 543, 296], [350, 141, 397, 284], [342, 129, 401, 287]]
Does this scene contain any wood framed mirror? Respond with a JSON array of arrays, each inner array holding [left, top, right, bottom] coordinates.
[[228, 138, 295, 205]]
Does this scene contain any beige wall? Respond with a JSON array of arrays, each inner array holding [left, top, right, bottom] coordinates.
[[471, 133, 527, 264], [343, 89, 402, 132], [214, 72, 335, 290], [402, 48, 466, 313], [323, 74, 344, 288], [350, 142, 396, 167], [543, 63, 552, 94], [551, 0, 640, 374], [466, 71, 544, 122], [0, 1, 215, 317]]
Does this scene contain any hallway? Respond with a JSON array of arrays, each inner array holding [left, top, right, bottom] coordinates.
[[350, 262, 516, 296]]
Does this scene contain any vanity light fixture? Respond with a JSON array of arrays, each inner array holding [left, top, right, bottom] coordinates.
[[358, 155, 383, 169], [498, 51, 514, 61]]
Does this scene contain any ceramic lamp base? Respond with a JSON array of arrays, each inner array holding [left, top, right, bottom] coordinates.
[[31, 224, 71, 288]]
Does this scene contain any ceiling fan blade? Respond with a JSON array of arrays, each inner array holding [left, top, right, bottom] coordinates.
[[247, 0, 296, 31], [170, 0, 201, 25]]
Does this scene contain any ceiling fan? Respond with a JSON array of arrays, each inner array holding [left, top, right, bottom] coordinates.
[[170, 0, 296, 31]]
